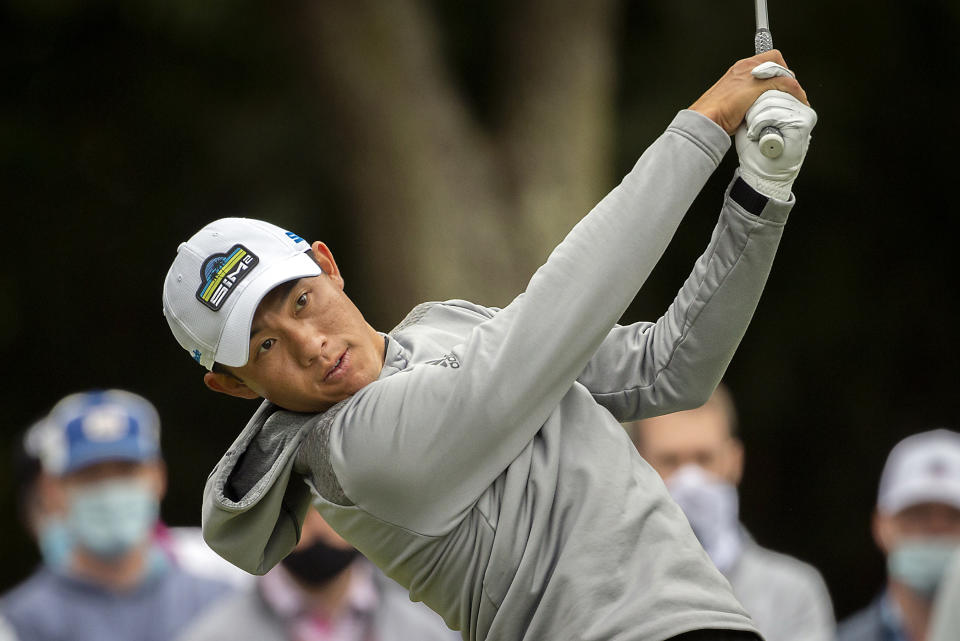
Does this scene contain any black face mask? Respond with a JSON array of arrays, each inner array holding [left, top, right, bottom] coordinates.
[[281, 539, 361, 587]]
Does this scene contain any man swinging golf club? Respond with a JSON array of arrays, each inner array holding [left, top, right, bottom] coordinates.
[[162, 49, 816, 641]]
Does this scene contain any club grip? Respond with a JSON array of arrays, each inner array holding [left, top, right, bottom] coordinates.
[[758, 126, 784, 158], [755, 28, 773, 55], [754, 28, 784, 158]]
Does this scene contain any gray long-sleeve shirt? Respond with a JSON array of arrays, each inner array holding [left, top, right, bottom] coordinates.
[[728, 537, 836, 641], [201, 109, 795, 641]]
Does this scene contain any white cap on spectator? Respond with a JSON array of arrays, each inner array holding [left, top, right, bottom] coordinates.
[[877, 429, 960, 514], [162, 218, 321, 370]]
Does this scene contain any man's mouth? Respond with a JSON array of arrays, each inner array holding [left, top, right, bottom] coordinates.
[[324, 349, 348, 382]]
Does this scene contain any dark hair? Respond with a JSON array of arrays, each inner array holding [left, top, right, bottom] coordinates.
[[211, 361, 242, 381]]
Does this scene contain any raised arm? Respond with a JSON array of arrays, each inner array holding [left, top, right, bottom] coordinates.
[[576, 173, 791, 422], [325, 53, 812, 530], [326, 108, 726, 528]]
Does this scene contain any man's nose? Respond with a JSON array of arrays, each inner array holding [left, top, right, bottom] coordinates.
[[289, 324, 326, 366]]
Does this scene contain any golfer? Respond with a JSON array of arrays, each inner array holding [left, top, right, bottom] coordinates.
[[162, 50, 816, 641]]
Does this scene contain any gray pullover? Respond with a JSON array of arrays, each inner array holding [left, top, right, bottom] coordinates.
[[201, 110, 794, 641]]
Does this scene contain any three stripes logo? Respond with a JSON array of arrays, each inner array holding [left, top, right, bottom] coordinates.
[[196, 244, 259, 311], [426, 354, 460, 369]]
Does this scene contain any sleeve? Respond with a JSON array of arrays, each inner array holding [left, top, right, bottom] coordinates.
[[327, 110, 752, 532], [576, 172, 793, 422], [201, 402, 316, 575]]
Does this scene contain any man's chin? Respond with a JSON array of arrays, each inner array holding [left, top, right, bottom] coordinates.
[[264, 380, 363, 413]]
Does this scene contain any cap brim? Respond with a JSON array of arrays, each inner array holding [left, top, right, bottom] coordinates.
[[215, 253, 322, 368], [879, 480, 960, 514], [63, 442, 159, 475]]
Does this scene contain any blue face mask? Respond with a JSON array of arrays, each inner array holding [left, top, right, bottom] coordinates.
[[65, 479, 159, 559], [887, 539, 960, 599], [37, 518, 73, 571]]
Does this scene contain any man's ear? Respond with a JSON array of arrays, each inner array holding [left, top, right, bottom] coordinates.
[[148, 460, 168, 501], [311, 241, 344, 290], [872, 510, 895, 554], [204, 371, 260, 400], [728, 437, 745, 486]]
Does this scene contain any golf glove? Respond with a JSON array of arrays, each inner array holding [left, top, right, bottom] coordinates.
[[736, 65, 817, 201]]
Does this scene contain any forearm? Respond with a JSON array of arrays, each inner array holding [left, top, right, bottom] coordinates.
[[580, 173, 792, 421], [453, 110, 731, 431]]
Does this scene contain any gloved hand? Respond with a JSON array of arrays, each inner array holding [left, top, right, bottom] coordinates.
[[735, 62, 818, 201]]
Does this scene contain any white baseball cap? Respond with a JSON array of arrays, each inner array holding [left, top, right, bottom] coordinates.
[[162, 218, 322, 370], [877, 429, 960, 514]]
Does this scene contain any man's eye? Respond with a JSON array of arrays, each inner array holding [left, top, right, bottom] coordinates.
[[259, 338, 275, 354], [295, 293, 307, 310]]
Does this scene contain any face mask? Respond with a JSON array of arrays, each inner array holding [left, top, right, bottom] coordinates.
[[281, 538, 360, 587], [666, 464, 743, 574], [887, 539, 960, 599], [65, 479, 159, 559], [37, 518, 73, 571]]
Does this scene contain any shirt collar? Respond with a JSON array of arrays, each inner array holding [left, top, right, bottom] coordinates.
[[377, 333, 408, 380]]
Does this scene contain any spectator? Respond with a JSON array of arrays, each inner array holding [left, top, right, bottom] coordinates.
[[177, 509, 460, 641], [838, 429, 960, 641], [626, 385, 835, 641], [14, 409, 251, 590], [11, 422, 71, 572], [0, 390, 233, 641]]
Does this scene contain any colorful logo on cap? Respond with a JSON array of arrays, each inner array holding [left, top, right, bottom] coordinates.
[[196, 244, 259, 311]]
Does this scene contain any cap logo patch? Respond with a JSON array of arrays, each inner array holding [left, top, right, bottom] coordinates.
[[196, 244, 259, 311], [82, 406, 129, 442]]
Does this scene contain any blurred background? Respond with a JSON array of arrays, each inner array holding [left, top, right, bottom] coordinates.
[[2, 0, 959, 622]]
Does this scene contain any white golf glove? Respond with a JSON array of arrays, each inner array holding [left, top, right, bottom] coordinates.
[[735, 63, 818, 201]]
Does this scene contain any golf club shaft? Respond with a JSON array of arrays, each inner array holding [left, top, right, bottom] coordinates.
[[754, 0, 784, 159]]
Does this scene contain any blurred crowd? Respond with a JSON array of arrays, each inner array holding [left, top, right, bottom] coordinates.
[[2, 386, 959, 641], [0, 390, 458, 641]]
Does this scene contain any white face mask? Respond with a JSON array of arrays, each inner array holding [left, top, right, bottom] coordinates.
[[37, 518, 73, 571], [887, 538, 960, 599], [666, 464, 743, 574], [65, 479, 159, 559]]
